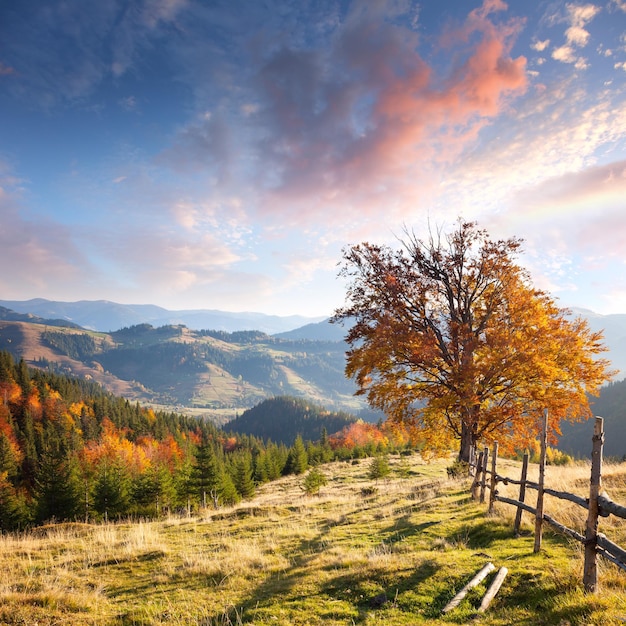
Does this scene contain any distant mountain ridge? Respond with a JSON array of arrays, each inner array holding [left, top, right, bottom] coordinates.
[[0, 298, 326, 334]]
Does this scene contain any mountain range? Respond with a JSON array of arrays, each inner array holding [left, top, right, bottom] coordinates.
[[0, 304, 363, 421], [0, 298, 325, 335], [1, 298, 626, 457]]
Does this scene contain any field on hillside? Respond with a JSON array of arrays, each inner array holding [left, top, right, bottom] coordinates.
[[1, 454, 626, 625]]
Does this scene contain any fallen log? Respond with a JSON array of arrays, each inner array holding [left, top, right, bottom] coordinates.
[[442, 562, 495, 614], [478, 566, 508, 613]]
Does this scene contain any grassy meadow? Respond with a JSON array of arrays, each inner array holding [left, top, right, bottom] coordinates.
[[2, 453, 626, 625]]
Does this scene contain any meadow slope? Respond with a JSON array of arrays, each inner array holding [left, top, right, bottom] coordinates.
[[1, 454, 626, 625]]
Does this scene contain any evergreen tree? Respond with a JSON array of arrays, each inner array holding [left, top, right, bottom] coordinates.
[[193, 439, 223, 508], [0, 431, 18, 478], [93, 458, 132, 521], [302, 467, 327, 496], [218, 469, 240, 506], [368, 454, 391, 481], [0, 473, 29, 531], [232, 452, 255, 500], [132, 463, 176, 516], [34, 448, 83, 523], [285, 435, 308, 475]]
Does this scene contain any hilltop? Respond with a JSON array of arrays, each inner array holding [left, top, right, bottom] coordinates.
[[0, 317, 363, 418]]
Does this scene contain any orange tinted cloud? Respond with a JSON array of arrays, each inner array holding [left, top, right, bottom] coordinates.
[[251, 0, 527, 224]]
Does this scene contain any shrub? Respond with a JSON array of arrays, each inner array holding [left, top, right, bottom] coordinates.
[[446, 460, 470, 479], [302, 468, 328, 496]]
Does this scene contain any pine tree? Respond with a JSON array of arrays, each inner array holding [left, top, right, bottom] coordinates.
[[0, 472, 28, 531], [218, 469, 240, 506], [193, 439, 223, 508], [285, 435, 308, 475], [34, 448, 83, 523], [0, 431, 18, 479], [368, 454, 390, 481], [93, 458, 132, 521], [232, 452, 255, 500]]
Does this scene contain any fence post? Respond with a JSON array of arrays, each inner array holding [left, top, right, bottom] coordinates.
[[488, 442, 498, 515], [534, 409, 549, 553], [471, 450, 484, 500], [479, 446, 489, 504], [583, 416, 604, 593], [513, 453, 529, 536]]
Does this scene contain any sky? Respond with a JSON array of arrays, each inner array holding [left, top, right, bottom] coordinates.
[[1, 0, 626, 318]]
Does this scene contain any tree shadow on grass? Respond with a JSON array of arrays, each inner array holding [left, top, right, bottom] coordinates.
[[319, 558, 441, 624]]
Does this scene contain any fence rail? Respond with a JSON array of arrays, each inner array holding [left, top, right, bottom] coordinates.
[[470, 414, 626, 592]]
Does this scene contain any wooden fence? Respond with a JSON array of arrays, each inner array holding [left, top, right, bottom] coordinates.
[[470, 411, 626, 592]]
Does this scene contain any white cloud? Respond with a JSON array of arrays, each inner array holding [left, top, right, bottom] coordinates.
[[552, 45, 577, 63], [531, 39, 550, 51]]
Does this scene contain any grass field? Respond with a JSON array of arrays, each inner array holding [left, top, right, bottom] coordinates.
[[1, 453, 626, 625]]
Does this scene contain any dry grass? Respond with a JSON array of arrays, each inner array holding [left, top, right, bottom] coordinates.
[[1, 453, 626, 625]]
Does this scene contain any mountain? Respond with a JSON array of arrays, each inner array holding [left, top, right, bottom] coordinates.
[[227, 396, 357, 445], [568, 308, 626, 375], [0, 317, 363, 418], [274, 317, 347, 341], [0, 298, 325, 334], [558, 377, 626, 459], [0, 306, 83, 329]]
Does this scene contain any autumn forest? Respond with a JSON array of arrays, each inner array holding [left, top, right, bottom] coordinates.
[[0, 351, 413, 530]]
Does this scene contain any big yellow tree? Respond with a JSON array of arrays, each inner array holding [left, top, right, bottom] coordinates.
[[333, 221, 614, 462]]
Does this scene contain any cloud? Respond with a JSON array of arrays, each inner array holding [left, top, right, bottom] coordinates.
[[548, 2, 600, 67], [0, 0, 187, 105], [0, 185, 94, 299], [531, 39, 550, 51], [0, 62, 15, 76], [158, 0, 527, 234]]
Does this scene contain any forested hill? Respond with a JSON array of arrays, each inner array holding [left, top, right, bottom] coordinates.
[[227, 396, 357, 445], [0, 351, 406, 531], [559, 377, 626, 459], [0, 318, 362, 418]]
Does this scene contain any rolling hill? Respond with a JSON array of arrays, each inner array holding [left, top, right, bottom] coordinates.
[[0, 316, 363, 420]]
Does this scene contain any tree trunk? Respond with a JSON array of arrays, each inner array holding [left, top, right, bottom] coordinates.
[[458, 407, 479, 463], [459, 421, 474, 463]]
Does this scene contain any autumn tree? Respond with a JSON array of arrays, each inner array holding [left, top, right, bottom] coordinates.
[[333, 221, 613, 462]]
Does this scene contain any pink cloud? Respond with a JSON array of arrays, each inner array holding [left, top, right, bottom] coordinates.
[[251, 0, 527, 222]]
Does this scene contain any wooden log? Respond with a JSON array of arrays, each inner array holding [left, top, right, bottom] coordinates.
[[597, 533, 626, 566], [488, 442, 498, 515], [543, 514, 585, 543], [544, 488, 589, 509], [478, 567, 508, 613], [479, 447, 489, 504], [495, 495, 536, 516], [597, 546, 626, 572], [534, 409, 549, 553], [584, 417, 604, 593], [442, 562, 496, 614], [471, 451, 484, 500], [598, 495, 626, 520], [514, 453, 529, 536]]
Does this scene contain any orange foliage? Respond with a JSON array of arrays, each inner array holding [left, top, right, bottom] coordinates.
[[81, 418, 149, 474], [328, 420, 388, 449], [0, 380, 21, 405]]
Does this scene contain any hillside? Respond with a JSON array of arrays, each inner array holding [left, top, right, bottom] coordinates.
[[0, 318, 363, 417], [558, 377, 626, 459], [0, 350, 401, 531], [227, 396, 357, 445], [2, 456, 625, 624]]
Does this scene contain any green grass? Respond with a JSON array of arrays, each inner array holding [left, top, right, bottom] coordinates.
[[1, 455, 626, 625]]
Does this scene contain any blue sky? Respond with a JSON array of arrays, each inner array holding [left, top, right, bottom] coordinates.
[[1, 0, 626, 317]]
